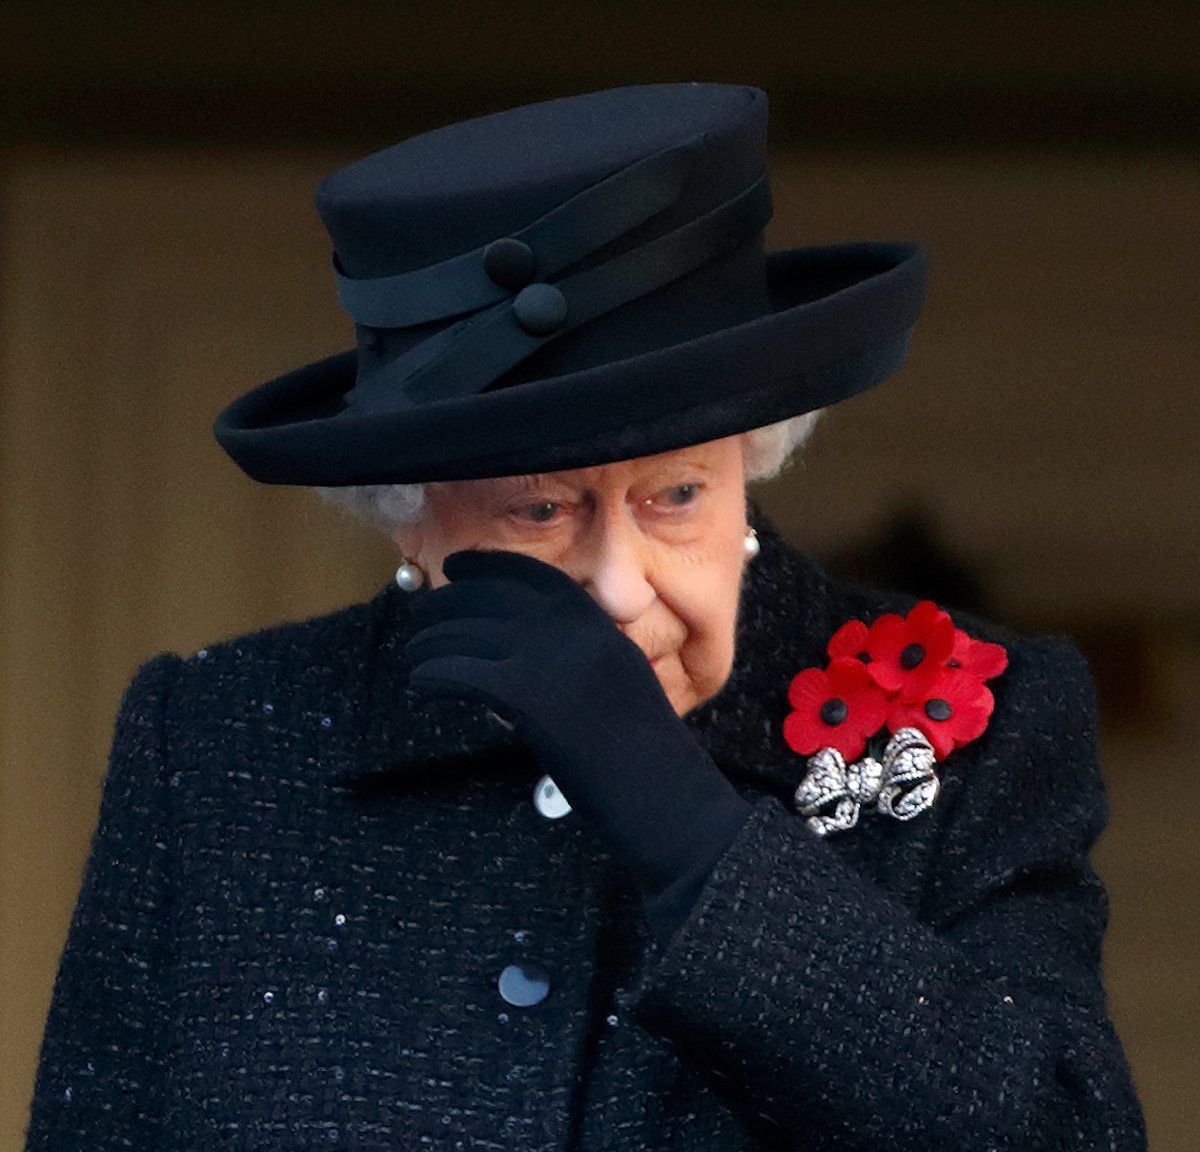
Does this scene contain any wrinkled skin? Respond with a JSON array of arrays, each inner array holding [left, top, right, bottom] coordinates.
[[393, 436, 750, 716]]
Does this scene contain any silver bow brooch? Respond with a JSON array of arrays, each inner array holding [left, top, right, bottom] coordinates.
[[794, 727, 939, 837]]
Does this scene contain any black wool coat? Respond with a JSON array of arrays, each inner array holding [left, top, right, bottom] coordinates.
[[26, 524, 1146, 1151]]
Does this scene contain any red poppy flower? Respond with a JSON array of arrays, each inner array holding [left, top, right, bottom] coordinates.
[[865, 600, 957, 700], [784, 657, 889, 762], [948, 629, 1008, 681], [887, 668, 995, 759], [827, 618, 871, 663]]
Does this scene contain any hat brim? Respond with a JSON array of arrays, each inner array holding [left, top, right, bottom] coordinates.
[[214, 241, 925, 485]]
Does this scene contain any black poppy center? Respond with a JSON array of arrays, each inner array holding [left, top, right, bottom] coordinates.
[[924, 698, 953, 722], [820, 698, 849, 726], [899, 643, 926, 669]]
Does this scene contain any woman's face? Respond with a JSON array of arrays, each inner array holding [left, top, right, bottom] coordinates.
[[396, 436, 749, 716]]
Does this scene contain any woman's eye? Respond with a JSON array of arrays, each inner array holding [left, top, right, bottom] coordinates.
[[646, 483, 701, 509], [518, 501, 561, 523], [664, 483, 699, 506]]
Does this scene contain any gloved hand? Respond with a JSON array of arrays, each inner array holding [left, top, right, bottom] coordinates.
[[404, 549, 753, 945]]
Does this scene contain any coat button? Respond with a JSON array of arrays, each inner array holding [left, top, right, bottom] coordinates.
[[533, 774, 571, 819], [498, 962, 550, 1007]]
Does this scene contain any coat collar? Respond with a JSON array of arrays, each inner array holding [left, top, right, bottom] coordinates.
[[352, 519, 839, 799]]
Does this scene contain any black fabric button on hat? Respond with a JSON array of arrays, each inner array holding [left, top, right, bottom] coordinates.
[[512, 283, 568, 335], [484, 238, 537, 289], [214, 83, 926, 486]]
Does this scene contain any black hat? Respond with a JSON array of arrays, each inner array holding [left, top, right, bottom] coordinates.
[[214, 84, 925, 485]]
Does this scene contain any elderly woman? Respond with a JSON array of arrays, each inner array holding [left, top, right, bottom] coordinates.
[[26, 85, 1144, 1150]]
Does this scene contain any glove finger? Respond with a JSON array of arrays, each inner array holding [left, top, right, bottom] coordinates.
[[407, 577, 545, 629], [442, 549, 582, 598], [407, 654, 510, 711], [405, 618, 519, 668], [442, 549, 615, 629]]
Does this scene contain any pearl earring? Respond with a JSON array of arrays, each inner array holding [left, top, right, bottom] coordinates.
[[394, 558, 426, 592], [743, 528, 760, 559]]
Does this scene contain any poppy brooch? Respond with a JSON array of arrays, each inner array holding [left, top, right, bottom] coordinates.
[[784, 601, 1007, 836]]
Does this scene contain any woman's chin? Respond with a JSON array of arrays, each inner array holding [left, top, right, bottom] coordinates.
[[649, 659, 687, 716], [654, 660, 711, 718], [674, 660, 736, 717]]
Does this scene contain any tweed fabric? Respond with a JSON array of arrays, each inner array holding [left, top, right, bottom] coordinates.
[[25, 522, 1145, 1150]]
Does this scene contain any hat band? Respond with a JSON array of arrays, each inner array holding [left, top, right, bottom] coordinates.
[[333, 140, 701, 329], [343, 173, 772, 414]]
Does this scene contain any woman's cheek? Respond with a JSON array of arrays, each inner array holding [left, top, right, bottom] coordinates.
[[669, 627, 733, 713], [690, 570, 743, 703]]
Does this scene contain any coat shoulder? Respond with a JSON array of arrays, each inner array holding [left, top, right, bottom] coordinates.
[[772, 533, 1104, 811], [823, 571, 1099, 753], [181, 588, 392, 669], [755, 520, 1094, 706], [752, 526, 1108, 923], [130, 587, 400, 750], [178, 587, 391, 678]]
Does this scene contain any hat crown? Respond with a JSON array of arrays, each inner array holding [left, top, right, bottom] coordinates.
[[316, 83, 776, 409], [316, 84, 768, 280]]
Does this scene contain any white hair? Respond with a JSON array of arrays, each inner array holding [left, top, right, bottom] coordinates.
[[316, 410, 821, 532]]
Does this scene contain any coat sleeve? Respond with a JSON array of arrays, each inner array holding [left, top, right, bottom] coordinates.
[[25, 654, 182, 1151], [630, 637, 1147, 1152]]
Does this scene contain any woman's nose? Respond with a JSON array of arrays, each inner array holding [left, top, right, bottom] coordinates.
[[582, 514, 657, 624]]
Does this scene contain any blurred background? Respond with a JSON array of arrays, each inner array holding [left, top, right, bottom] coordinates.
[[1, 3, 1196, 1148]]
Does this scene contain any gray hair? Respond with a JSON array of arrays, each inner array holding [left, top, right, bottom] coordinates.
[[316, 411, 821, 532]]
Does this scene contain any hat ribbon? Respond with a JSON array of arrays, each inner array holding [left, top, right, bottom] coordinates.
[[344, 172, 772, 414], [334, 140, 701, 330]]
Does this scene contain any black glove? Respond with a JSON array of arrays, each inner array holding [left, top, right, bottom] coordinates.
[[405, 549, 753, 945]]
